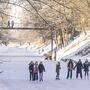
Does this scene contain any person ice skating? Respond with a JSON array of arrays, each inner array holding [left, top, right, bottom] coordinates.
[[74, 59, 83, 79], [38, 62, 45, 82], [66, 59, 74, 79], [56, 62, 61, 80], [83, 59, 90, 79], [33, 61, 38, 81], [29, 61, 34, 81]]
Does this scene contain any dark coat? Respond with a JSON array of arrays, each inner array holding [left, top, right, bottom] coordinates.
[[83, 63, 89, 71], [29, 63, 34, 73], [67, 61, 74, 70], [74, 62, 83, 73], [56, 64, 61, 75], [38, 64, 45, 73]]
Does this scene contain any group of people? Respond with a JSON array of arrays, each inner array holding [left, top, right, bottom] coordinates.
[[7, 20, 14, 28], [66, 59, 90, 79], [29, 59, 90, 82], [29, 61, 45, 82], [56, 59, 90, 80]]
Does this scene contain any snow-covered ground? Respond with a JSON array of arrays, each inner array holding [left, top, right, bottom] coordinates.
[[0, 58, 90, 90], [0, 45, 40, 57], [0, 52, 90, 90]]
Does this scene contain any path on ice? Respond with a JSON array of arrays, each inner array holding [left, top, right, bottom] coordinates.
[[0, 56, 90, 90]]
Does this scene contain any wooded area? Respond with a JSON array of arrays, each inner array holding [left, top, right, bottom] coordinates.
[[0, 0, 90, 47]]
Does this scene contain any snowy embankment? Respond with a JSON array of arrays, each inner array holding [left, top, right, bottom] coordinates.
[[57, 31, 90, 60], [62, 42, 90, 61], [35, 30, 90, 61]]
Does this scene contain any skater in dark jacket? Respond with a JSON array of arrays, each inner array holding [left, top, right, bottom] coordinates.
[[56, 62, 61, 80], [33, 61, 38, 81], [66, 59, 74, 79], [29, 61, 34, 81], [83, 60, 90, 79], [38, 62, 45, 82], [74, 59, 83, 79]]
